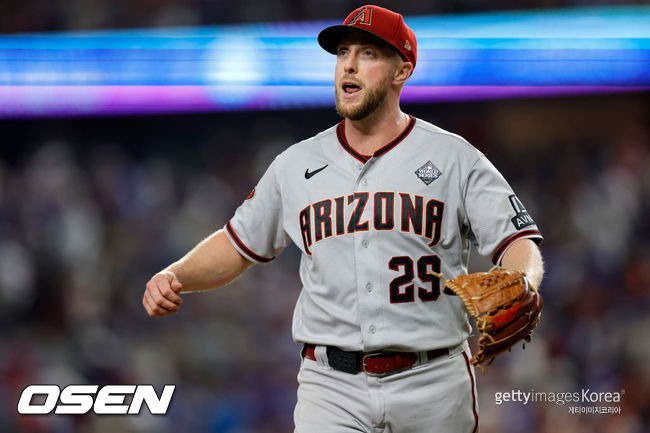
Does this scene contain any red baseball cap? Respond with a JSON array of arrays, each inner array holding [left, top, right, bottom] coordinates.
[[318, 5, 417, 69]]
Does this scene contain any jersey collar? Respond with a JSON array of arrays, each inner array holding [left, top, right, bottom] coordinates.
[[336, 115, 416, 163]]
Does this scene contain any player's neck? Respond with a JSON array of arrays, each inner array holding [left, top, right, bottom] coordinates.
[[344, 107, 409, 157]]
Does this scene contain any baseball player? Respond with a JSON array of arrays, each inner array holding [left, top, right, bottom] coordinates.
[[143, 5, 544, 432]]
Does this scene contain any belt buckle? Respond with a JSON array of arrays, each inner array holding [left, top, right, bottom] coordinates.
[[361, 352, 390, 377]]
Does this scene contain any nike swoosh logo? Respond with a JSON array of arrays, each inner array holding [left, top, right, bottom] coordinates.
[[305, 164, 328, 179]]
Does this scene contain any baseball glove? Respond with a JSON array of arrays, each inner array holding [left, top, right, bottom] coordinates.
[[432, 267, 543, 371]]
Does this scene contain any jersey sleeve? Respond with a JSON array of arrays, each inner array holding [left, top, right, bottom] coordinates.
[[462, 155, 543, 265], [224, 156, 290, 264]]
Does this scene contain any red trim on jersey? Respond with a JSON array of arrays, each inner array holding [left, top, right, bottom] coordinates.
[[336, 115, 416, 163], [491, 229, 543, 265], [462, 351, 479, 433], [374, 115, 416, 157], [226, 221, 274, 263], [337, 122, 369, 163]]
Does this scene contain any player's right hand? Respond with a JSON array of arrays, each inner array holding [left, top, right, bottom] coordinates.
[[143, 271, 183, 317]]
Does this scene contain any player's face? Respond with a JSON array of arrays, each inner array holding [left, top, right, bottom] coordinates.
[[334, 33, 400, 120]]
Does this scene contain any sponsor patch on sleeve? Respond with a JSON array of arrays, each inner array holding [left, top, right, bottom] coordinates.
[[508, 195, 536, 230]]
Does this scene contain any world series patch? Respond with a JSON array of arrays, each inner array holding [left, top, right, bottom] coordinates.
[[509, 195, 536, 229], [415, 160, 442, 185]]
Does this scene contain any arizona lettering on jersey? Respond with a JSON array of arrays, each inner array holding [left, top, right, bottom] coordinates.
[[299, 192, 443, 254], [225, 117, 542, 352]]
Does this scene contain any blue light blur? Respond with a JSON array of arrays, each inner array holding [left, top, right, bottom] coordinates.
[[0, 6, 648, 117]]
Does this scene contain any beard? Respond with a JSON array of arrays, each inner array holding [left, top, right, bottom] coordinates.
[[335, 75, 391, 121]]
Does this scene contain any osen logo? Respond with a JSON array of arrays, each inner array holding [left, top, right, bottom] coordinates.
[[17, 384, 175, 415]]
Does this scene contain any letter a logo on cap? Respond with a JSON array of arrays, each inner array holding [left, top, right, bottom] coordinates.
[[348, 7, 372, 25]]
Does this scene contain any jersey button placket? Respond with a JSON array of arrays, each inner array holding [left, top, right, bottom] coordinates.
[[354, 159, 382, 348]]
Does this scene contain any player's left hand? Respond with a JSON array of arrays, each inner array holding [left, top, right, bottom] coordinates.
[[432, 267, 543, 370], [143, 271, 184, 317]]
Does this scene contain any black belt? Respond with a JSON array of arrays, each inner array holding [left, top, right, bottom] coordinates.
[[302, 344, 448, 377]]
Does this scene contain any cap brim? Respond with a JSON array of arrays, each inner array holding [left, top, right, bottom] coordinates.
[[317, 25, 405, 60]]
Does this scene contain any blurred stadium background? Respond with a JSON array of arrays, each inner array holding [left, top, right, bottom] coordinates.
[[1, 1, 649, 432]]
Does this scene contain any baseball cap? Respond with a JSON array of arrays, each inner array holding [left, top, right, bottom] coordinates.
[[318, 5, 417, 69]]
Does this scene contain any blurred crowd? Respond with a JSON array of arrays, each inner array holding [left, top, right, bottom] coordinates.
[[2, 0, 648, 33], [0, 92, 649, 433]]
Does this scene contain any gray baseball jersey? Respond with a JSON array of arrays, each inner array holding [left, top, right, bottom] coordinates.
[[224, 116, 542, 353]]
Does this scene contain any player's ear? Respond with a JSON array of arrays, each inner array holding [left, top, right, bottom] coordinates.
[[393, 60, 413, 85]]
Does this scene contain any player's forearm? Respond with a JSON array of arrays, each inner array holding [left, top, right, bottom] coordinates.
[[500, 238, 544, 289], [164, 229, 253, 293]]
